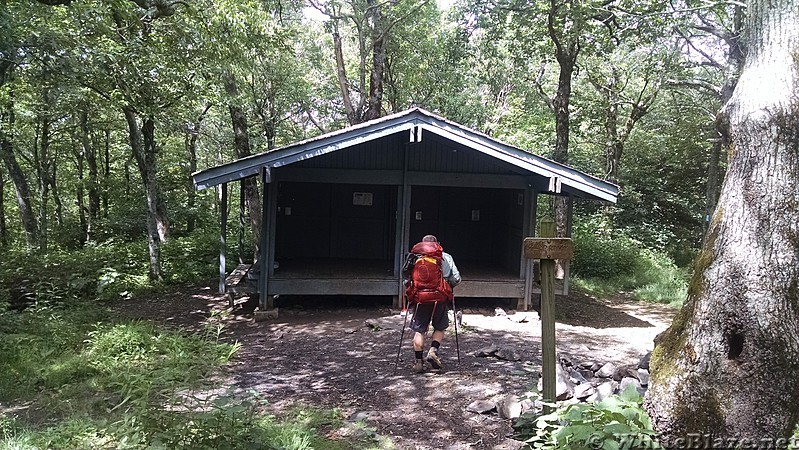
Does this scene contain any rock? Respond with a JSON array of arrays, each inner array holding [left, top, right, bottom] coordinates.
[[560, 356, 574, 367], [496, 395, 522, 419], [520, 399, 537, 414], [578, 361, 596, 370], [595, 362, 616, 378], [618, 377, 643, 395], [254, 309, 279, 321], [587, 381, 617, 403], [638, 352, 652, 370], [347, 411, 376, 422], [344, 328, 357, 334], [612, 365, 639, 382], [574, 383, 596, 400], [495, 347, 521, 361], [590, 362, 602, 372], [495, 307, 508, 316], [577, 369, 594, 381], [568, 369, 588, 385], [466, 399, 496, 414], [475, 345, 499, 357], [637, 368, 650, 386], [555, 364, 576, 400]]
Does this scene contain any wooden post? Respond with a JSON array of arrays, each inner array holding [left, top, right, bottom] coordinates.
[[219, 182, 228, 294], [523, 217, 573, 410]]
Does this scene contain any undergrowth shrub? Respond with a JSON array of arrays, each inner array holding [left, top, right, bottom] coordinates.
[[571, 217, 688, 305], [514, 386, 662, 449]]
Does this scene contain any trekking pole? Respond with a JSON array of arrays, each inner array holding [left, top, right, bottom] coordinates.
[[450, 296, 460, 365], [393, 297, 413, 374]]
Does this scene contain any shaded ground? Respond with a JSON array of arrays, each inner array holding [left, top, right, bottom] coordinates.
[[113, 284, 677, 450]]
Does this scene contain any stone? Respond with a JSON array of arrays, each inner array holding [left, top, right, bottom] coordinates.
[[618, 377, 642, 395], [578, 361, 596, 369], [475, 345, 499, 357], [347, 411, 375, 422], [495, 307, 508, 316], [587, 381, 617, 403], [496, 395, 522, 419], [637, 368, 650, 386], [344, 328, 357, 334], [568, 369, 588, 385], [574, 383, 596, 400], [638, 352, 652, 370], [466, 400, 496, 414], [612, 365, 639, 382], [595, 362, 616, 378], [254, 309, 279, 321], [577, 369, 594, 380], [555, 363, 575, 401], [495, 348, 521, 361]]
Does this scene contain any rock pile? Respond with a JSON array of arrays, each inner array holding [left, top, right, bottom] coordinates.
[[468, 351, 652, 419], [542, 352, 651, 403]]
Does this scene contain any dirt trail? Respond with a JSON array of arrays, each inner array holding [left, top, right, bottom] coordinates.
[[115, 286, 677, 450]]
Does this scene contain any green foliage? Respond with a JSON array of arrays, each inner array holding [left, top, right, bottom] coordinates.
[[571, 215, 688, 305], [514, 386, 662, 450]]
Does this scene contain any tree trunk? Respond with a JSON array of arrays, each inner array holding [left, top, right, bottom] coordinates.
[[185, 104, 210, 233], [224, 72, 262, 258], [36, 115, 51, 253], [228, 104, 262, 258], [365, 0, 386, 121], [704, 4, 745, 234], [1, 118, 37, 249], [0, 164, 7, 247], [103, 128, 110, 217], [80, 110, 100, 240], [645, 0, 799, 444], [72, 133, 88, 245], [547, 0, 578, 274], [333, 29, 360, 125], [123, 107, 163, 281]]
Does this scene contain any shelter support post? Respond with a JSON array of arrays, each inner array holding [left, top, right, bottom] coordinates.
[[521, 186, 537, 310], [259, 168, 274, 310], [219, 182, 228, 294], [523, 218, 573, 410]]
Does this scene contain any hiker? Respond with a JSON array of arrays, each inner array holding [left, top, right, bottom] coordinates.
[[403, 234, 461, 373]]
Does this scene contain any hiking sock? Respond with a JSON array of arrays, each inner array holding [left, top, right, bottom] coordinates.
[[431, 341, 441, 350], [415, 350, 423, 361]]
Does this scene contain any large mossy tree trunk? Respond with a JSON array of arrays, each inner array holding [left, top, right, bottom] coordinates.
[[645, 0, 799, 444]]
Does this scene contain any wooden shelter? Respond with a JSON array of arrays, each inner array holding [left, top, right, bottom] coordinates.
[[192, 108, 618, 310]]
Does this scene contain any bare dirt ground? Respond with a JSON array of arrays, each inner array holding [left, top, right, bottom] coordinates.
[[113, 284, 677, 450]]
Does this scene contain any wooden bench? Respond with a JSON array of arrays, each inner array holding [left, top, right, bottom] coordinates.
[[224, 263, 257, 307]]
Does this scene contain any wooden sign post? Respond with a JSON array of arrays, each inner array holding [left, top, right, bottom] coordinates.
[[523, 217, 573, 408]]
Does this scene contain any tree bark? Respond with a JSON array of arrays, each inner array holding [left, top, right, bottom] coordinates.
[[365, 0, 386, 121], [646, 0, 799, 444], [0, 164, 6, 246], [547, 0, 578, 273], [224, 74, 262, 258], [185, 104, 209, 233], [1, 115, 38, 248], [123, 107, 164, 281], [334, 29, 360, 125], [80, 111, 100, 240], [71, 133, 88, 245]]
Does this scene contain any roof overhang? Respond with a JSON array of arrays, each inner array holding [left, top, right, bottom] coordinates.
[[192, 108, 619, 203]]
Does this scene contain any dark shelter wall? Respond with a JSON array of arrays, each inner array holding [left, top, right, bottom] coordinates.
[[409, 186, 524, 274], [275, 182, 397, 261]]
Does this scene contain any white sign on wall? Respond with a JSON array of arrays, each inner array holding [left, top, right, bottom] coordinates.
[[353, 192, 373, 206]]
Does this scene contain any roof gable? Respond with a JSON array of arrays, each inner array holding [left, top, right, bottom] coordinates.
[[192, 107, 618, 203]]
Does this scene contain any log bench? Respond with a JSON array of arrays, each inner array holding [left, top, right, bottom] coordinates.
[[224, 263, 257, 307]]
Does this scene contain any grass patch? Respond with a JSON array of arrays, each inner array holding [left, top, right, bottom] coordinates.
[[0, 294, 380, 449]]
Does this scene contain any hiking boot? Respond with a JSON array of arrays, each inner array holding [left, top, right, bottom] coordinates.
[[426, 348, 443, 370], [412, 361, 425, 373]]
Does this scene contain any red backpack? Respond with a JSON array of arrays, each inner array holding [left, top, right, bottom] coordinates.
[[404, 241, 453, 304]]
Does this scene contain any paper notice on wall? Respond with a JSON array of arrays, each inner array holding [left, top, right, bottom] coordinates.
[[353, 192, 373, 206]]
